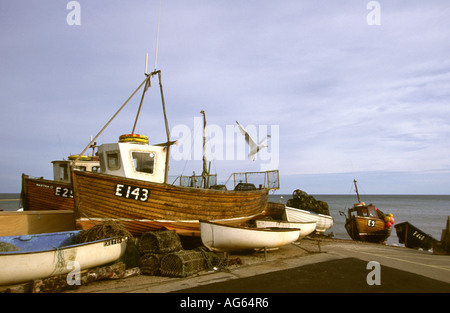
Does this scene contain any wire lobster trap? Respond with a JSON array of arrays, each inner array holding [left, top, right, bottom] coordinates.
[[226, 170, 279, 190]]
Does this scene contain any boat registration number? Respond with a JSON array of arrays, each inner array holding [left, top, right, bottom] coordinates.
[[115, 184, 149, 202], [55, 186, 73, 198], [367, 220, 376, 227]]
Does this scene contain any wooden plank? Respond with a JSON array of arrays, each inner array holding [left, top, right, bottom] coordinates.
[[0, 210, 76, 236]]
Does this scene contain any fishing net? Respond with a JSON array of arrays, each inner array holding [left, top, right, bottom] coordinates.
[[287, 189, 330, 215], [138, 230, 182, 254], [73, 221, 139, 268], [74, 221, 133, 243], [0, 242, 21, 252], [195, 246, 228, 271]]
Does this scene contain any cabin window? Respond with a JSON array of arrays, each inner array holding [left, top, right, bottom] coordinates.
[[132, 151, 155, 174], [92, 166, 100, 173], [106, 151, 121, 171], [58, 164, 69, 181], [368, 207, 378, 218]]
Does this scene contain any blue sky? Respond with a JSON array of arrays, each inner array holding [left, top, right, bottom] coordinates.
[[1, 1, 449, 194]]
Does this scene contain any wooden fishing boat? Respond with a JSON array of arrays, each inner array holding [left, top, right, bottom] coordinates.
[[199, 220, 301, 252], [71, 70, 277, 236], [255, 220, 316, 239], [0, 230, 127, 286], [21, 153, 99, 211], [394, 221, 438, 251], [340, 180, 393, 244], [73, 169, 269, 236], [284, 206, 333, 233]]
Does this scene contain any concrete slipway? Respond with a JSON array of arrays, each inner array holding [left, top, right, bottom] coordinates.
[[66, 237, 450, 293]]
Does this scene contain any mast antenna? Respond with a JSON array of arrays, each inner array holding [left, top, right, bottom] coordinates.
[[154, 0, 162, 71]]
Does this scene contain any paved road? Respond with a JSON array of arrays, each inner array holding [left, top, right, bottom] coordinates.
[[64, 238, 450, 294], [175, 257, 450, 293], [176, 240, 450, 293]]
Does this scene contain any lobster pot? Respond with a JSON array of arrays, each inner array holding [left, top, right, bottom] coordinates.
[[160, 250, 206, 278], [138, 230, 182, 254], [139, 253, 164, 276]]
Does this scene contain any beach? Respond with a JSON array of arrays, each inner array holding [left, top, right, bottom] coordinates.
[[60, 236, 450, 294]]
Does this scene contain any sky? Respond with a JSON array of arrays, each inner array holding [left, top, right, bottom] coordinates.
[[1, 0, 449, 194]]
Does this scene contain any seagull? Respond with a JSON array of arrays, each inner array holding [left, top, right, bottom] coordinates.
[[236, 121, 271, 160]]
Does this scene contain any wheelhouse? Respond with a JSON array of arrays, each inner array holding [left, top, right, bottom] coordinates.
[[52, 158, 100, 183], [97, 142, 167, 184], [349, 203, 379, 219]]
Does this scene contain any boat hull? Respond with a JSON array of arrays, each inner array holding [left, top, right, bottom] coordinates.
[[345, 216, 391, 243], [0, 230, 127, 286], [200, 220, 301, 252], [72, 171, 268, 236], [394, 222, 438, 250], [284, 206, 333, 233], [255, 220, 316, 238], [21, 174, 74, 211]]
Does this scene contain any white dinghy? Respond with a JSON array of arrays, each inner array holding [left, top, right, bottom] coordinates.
[[200, 220, 301, 252], [284, 206, 333, 233]]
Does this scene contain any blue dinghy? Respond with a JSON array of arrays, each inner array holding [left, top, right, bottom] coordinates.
[[0, 230, 127, 286]]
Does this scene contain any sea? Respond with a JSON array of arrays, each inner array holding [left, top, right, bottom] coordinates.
[[1, 193, 448, 247], [268, 193, 449, 246]]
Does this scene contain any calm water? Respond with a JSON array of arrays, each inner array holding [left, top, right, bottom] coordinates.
[[269, 193, 450, 246], [0, 194, 22, 211], [1, 193, 448, 246]]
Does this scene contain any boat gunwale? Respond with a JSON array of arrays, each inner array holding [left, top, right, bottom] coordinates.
[[72, 170, 269, 196], [285, 206, 333, 219], [0, 231, 127, 256], [23, 175, 72, 187]]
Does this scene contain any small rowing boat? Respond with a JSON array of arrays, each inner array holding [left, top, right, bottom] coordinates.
[[200, 220, 301, 252], [394, 221, 438, 251], [0, 230, 127, 286], [255, 220, 316, 238], [284, 206, 333, 233]]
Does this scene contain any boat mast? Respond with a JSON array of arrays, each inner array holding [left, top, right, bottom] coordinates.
[[200, 110, 208, 188], [131, 55, 151, 135], [354, 179, 362, 203]]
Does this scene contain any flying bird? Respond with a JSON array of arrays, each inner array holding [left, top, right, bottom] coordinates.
[[236, 121, 271, 161]]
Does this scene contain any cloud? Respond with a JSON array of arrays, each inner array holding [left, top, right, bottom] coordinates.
[[1, 1, 449, 194]]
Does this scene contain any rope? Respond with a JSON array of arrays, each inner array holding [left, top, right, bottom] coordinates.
[[75, 75, 151, 162]]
